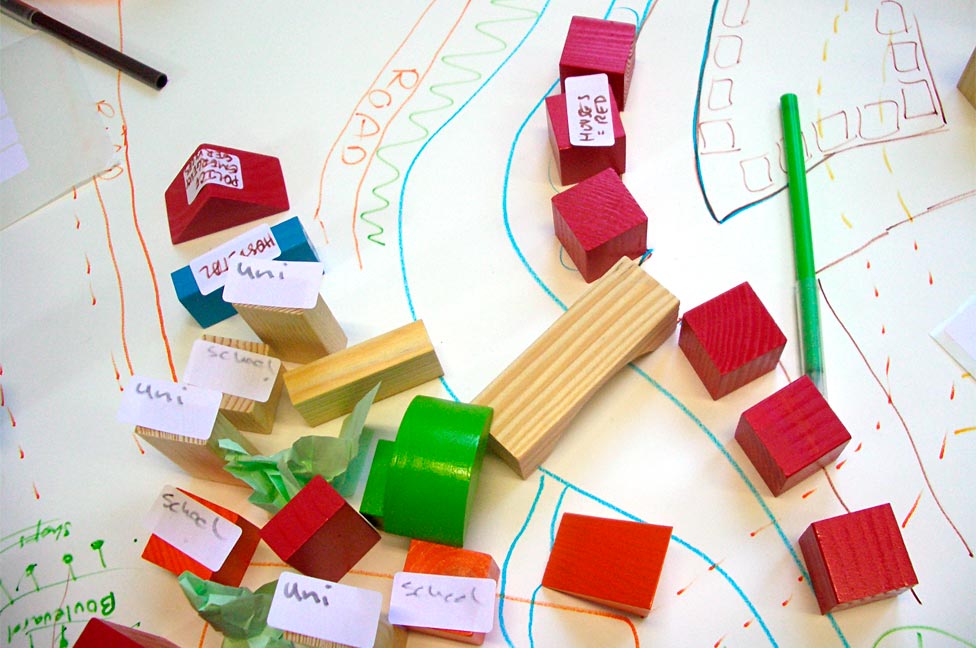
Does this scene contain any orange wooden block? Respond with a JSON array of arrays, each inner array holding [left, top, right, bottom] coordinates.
[[141, 488, 260, 587], [399, 539, 500, 645], [542, 513, 671, 617], [74, 618, 182, 648]]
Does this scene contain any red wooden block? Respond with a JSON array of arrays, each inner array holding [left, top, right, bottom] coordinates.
[[542, 512, 671, 617], [551, 167, 647, 283], [799, 503, 918, 614], [735, 375, 851, 496], [400, 539, 500, 645], [141, 488, 260, 587], [678, 282, 786, 399], [165, 144, 289, 244], [261, 475, 380, 582], [546, 91, 626, 186], [74, 618, 182, 648], [559, 16, 637, 110]]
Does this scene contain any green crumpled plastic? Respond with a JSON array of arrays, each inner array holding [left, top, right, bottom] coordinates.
[[177, 572, 294, 648], [219, 382, 379, 513]]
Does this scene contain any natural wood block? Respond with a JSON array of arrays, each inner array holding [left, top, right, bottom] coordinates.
[[551, 167, 647, 283], [678, 282, 786, 399], [735, 375, 851, 496], [473, 257, 678, 478], [199, 335, 284, 434], [261, 475, 380, 582], [542, 513, 671, 617], [546, 92, 626, 186], [958, 46, 976, 110], [141, 488, 260, 587], [799, 504, 918, 614], [135, 413, 257, 487], [74, 618, 182, 648], [285, 320, 444, 426], [284, 616, 406, 648], [233, 294, 347, 364], [559, 16, 637, 110]]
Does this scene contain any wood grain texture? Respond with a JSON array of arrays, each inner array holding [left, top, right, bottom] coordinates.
[[545, 92, 626, 186], [958, 46, 976, 110], [284, 320, 444, 426], [473, 257, 678, 478], [74, 618, 182, 648], [284, 616, 406, 648], [200, 335, 284, 434], [233, 294, 347, 364], [559, 16, 637, 109], [799, 504, 918, 614]]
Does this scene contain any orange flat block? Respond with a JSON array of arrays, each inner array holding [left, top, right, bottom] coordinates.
[[542, 513, 671, 617], [400, 539, 500, 645]]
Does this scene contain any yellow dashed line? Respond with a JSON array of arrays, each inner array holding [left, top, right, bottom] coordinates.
[[823, 40, 830, 62], [897, 191, 913, 221], [882, 146, 893, 173], [825, 159, 835, 181], [817, 110, 824, 137], [834, 15, 840, 33], [841, 213, 853, 228]]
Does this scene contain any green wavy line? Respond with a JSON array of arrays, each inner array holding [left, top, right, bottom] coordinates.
[[359, 0, 540, 246], [872, 626, 976, 648]]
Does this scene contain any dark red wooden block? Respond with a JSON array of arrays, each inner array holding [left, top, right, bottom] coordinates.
[[165, 144, 289, 244], [551, 167, 647, 283], [799, 503, 918, 614], [678, 282, 786, 399], [74, 618, 182, 648], [546, 91, 626, 186], [261, 475, 380, 582], [559, 16, 637, 110], [735, 375, 851, 496]]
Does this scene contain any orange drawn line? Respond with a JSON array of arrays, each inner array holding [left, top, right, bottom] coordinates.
[[502, 594, 640, 647], [32, 482, 40, 499], [132, 433, 145, 455], [939, 432, 948, 460], [714, 635, 726, 648], [750, 522, 773, 537], [85, 254, 92, 274], [18, 445, 24, 459], [196, 622, 208, 648], [7, 406, 16, 427], [0, 383, 4, 406], [835, 459, 846, 470], [89, 281, 97, 306], [950, 383, 956, 400], [93, 176, 133, 376], [782, 593, 793, 607], [954, 426, 976, 435], [802, 488, 817, 499], [902, 491, 923, 528]]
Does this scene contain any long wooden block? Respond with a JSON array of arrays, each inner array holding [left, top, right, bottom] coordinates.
[[200, 335, 284, 434], [233, 294, 347, 363], [473, 257, 678, 478], [285, 320, 444, 426]]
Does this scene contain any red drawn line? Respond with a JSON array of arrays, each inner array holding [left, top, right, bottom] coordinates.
[[132, 433, 145, 455], [835, 459, 847, 470], [914, 16, 947, 126], [855, 442, 863, 452], [750, 522, 773, 537], [801, 488, 817, 499], [939, 432, 948, 459], [902, 491, 923, 528], [32, 482, 40, 499], [85, 254, 92, 275], [714, 635, 727, 648], [18, 445, 24, 459], [950, 383, 956, 400], [0, 383, 4, 406], [89, 281, 97, 306], [7, 406, 16, 427], [781, 593, 793, 607], [92, 176, 133, 376]]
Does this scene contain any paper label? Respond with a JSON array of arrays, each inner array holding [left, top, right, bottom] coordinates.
[[117, 376, 221, 441], [184, 147, 243, 204], [564, 74, 614, 147], [183, 340, 281, 402], [221, 259, 324, 309], [932, 295, 976, 375], [145, 486, 242, 571], [267, 572, 381, 648], [191, 224, 281, 295], [389, 572, 496, 633]]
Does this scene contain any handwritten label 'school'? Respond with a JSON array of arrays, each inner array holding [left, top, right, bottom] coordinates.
[[145, 486, 242, 571], [184, 147, 243, 205], [564, 74, 614, 147], [183, 340, 281, 402], [191, 223, 280, 295], [389, 572, 496, 633], [222, 259, 325, 309], [267, 572, 382, 648], [117, 376, 221, 441]]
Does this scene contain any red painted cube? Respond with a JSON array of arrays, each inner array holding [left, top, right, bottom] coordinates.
[[678, 282, 786, 399], [559, 16, 637, 110], [551, 167, 647, 283], [74, 618, 182, 648], [165, 144, 289, 244], [735, 375, 851, 496], [542, 513, 671, 617], [799, 503, 918, 614], [546, 91, 626, 185], [261, 475, 380, 582]]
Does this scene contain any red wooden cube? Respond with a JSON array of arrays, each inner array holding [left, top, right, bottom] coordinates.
[[678, 282, 786, 399], [559, 16, 637, 110], [546, 91, 626, 186], [551, 167, 647, 283], [542, 513, 671, 617], [735, 375, 851, 496], [165, 144, 289, 244], [261, 475, 380, 582], [141, 488, 260, 587], [74, 618, 182, 648], [799, 503, 918, 614]]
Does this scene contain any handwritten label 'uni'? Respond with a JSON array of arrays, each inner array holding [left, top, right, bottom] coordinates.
[[221, 259, 325, 309], [267, 572, 381, 648], [145, 486, 242, 571], [389, 572, 496, 633], [183, 340, 281, 403], [116, 376, 222, 441]]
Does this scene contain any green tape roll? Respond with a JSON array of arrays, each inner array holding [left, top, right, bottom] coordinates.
[[359, 439, 394, 528]]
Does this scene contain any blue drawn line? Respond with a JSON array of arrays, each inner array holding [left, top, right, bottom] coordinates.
[[550, 484, 569, 547], [498, 474, 546, 648], [527, 584, 545, 648]]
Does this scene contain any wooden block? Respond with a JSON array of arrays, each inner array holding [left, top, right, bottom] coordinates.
[[261, 475, 380, 582], [198, 335, 284, 434], [542, 513, 671, 617], [233, 294, 347, 364], [551, 167, 647, 283], [799, 503, 918, 614], [284, 615, 407, 648], [546, 92, 626, 186], [678, 282, 786, 399], [735, 375, 851, 496], [165, 144, 289, 244], [141, 488, 260, 587], [74, 618, 182, 648], [285, 320, 444, 426], [135, 413, 257, 487], [958, 46, 976, 110], [473, 257, 678, 478], [172, 216, 319, 328], [399, 539, 500, 645], [559, 16, 637, 110]]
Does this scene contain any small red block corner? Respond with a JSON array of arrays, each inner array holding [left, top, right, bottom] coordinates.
[[559, 16, 637, 110], [74, 618, 182, 648]]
